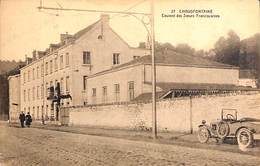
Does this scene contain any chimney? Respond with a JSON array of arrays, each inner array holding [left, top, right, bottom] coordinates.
[[32, 50, 37, 60], [60, 32, 73, 44]]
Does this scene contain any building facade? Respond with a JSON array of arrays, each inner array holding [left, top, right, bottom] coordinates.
[[19, 14, 148, 121], [8, 74, 21, 122], [86, 50, 240, 105]]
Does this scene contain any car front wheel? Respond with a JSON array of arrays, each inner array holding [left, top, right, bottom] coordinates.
[[237, 128, 253, 150], [198, 126, 210, 143]]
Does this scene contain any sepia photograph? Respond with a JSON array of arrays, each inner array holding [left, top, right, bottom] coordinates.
[[0, 0, 260, 165]]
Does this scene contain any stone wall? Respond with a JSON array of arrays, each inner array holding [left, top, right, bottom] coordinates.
[[67, 92, 260, 132]]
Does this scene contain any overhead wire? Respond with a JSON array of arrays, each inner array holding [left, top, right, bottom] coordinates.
[[110, 0, 148, 19]]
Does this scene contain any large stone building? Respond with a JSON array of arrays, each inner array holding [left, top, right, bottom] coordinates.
[[9, 14, 241, 122], [18, 14, 148, 121]]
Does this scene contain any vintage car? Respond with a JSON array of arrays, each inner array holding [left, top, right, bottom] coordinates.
[[197, 109, 260, 149]]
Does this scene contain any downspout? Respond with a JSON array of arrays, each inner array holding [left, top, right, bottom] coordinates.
[[42, 57, 45, 124]]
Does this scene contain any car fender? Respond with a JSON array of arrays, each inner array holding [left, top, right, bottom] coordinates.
[[235, 127, 254, 137], [198, 124, 210, 128], [198, 124, 211, 136]]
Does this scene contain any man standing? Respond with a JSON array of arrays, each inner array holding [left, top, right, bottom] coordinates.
[[19, 112, 25, 128], [25, 112, 32, 128]]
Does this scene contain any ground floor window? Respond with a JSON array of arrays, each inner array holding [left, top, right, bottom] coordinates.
[[45, 105, 49, 120], [128, 81, 135, 101], [32, 107, 35, 120], [92, 88, 96, 104], [102, 86, 107, 103], [37, 106, 39, 120], [114, 84, 120, 102], [83, 76, 87, 90]]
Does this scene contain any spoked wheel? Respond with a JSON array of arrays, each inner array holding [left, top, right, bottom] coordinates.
[[217, 121, 229, 139], [198, 127, 210, 143], [237, 128, 253, 150]]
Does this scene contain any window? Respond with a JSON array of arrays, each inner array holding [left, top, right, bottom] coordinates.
[[41, 64, 44, 77], [92, 88, 96, 104], [46, 82, 48, 96], [55, 80, 58, 88], [28, 70, 30, 82], [37, 86, 39, 99], [102, 86, 107, 103], [60, 55, 63, 69], [50, 81, 53, 96], [32, 68, 35, 80], [41, 106, 44, 118], [66, 76, 70, 92], [50, 81, 53, 87], [28, 89, 30, 101], [46, 105, 48, 117], [24, 89, 26, 102], [54, 57, 58, 71], [45, 62, 48, 75], [65, 53, 69, 66], [60, 78, 64, 94], [37, 106, 39, 120], [32, 107, 35, 120], [50, 60, 53, 74], [83, 76, 87, 90], [114, 84, 120, 102], [128, 81, 135, 101], [36, 66, 39, 79], [83, 51, 91, 64], [92, 88, 96, 96], [41, 84, 44, 99], [113, 53, 120, 65], [32, 87, 35, 100]]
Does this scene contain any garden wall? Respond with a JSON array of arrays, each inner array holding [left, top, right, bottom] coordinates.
[[66, 92, 260, 132]]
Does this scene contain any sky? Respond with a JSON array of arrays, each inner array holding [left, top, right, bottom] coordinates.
[[0, 0, 259, 61]]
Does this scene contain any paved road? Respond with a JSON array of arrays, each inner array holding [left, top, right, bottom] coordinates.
[[0, 124, 260, 166]]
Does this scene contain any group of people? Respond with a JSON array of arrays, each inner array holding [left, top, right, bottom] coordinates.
[[19, 112, 32, 128]]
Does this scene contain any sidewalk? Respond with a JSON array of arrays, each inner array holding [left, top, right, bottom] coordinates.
[[9, 121, 198, 143]]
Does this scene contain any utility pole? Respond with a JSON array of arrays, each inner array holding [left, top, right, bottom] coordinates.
[[37, 0, 157, 138], [150, 0, 157, 139]]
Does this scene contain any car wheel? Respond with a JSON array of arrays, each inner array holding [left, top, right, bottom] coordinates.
[[217, 121, 229, 139], [237, 128, 253, 150], [197, 126, 210, 143]]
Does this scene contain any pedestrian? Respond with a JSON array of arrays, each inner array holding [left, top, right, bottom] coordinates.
[[19, 112, 25, 128], [41, 114, 45, 125], [25, 112, 32, 128]]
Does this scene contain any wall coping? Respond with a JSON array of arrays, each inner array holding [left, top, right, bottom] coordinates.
[[64, 90, 260, 111]]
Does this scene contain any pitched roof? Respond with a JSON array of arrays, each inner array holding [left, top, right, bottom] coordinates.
[[133, 82, 259, 102], [91, 49, 237, 77], [73, 21, 99, 39], [128, 49, 235, 69], [133, 49, 235, 68], [144, 82, 242, 91]]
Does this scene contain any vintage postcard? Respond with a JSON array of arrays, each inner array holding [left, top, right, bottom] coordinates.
[[0, 0, 260, 165]]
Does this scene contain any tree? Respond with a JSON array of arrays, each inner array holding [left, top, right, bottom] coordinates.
[[214, 30, 240, 66], [175, 43, 195, 55]]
